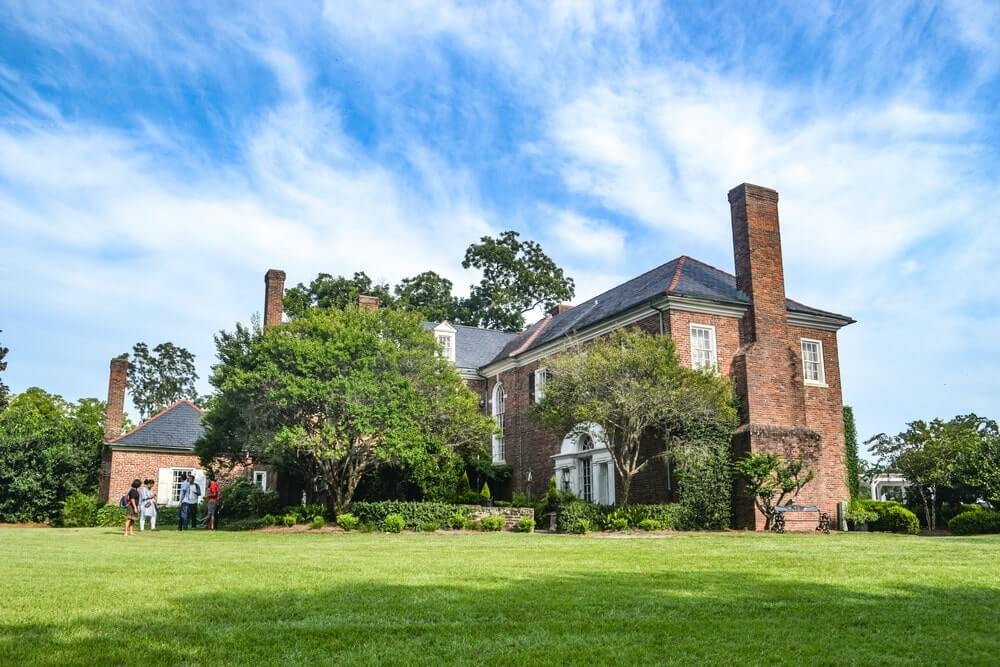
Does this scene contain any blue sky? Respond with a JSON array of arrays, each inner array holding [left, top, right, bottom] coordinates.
[[1, 1, 999, 451]]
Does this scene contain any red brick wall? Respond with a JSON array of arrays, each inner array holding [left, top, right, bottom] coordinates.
[[101, 449, 261, 503]]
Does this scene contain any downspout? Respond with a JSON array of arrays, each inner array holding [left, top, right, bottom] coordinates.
[[648, 300, 671, 495], [649, 300, 668, 335]]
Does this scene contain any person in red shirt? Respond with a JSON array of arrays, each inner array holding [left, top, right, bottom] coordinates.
[[205, 475, 221, 530]]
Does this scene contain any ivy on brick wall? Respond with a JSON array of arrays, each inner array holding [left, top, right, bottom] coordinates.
[[843, 406, 860, 500]]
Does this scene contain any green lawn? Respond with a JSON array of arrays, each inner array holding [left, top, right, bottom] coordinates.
[[1, 529, 998, 665]]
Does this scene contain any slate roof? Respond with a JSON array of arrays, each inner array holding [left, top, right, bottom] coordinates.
[[423, 322, 518, 369], [489, 255, 854, 363], [109, 400, 204, 451]]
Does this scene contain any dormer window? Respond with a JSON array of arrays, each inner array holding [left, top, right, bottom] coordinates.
[[433, 322, 457, 362]]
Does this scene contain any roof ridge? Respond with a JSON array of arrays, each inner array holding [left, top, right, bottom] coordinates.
[[573, 257, 683, 307], [678, 254, 738, 279], [667, 255, 688, 292], [508, 316, 553, 357], [109, 399, 202, 443]]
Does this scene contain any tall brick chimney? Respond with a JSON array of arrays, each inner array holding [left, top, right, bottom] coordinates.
[[728, 183, 811, 527], [264, 269, 286, 328], [104, 357, 128, 441], [357, 294, 380, 311]]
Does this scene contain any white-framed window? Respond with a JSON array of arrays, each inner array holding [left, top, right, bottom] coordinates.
[[433, 322, 456, 362], [171, 469, 194, 503], [532, 368, 548, 403], [801, 338, 826, 385], [579, 457, 593, 502], [690, 324, 718, 372], [253, 470, 268, 490], [492, 382, 506, 463]]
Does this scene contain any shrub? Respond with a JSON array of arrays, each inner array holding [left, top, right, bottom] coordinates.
[[358, 522, 375, 533], [466, 519, 483, 531], [336, 513, 359, 531], [511, 492, 532, 508], [845, 502, 878, 527], [282, 514, 297, 527], [262, 514, 278, 527], [514, 516, 535, 533], [302, 503, 327, 522], [447, 511, 467, 530], [480, 482, 492, 503], [569, 518, 592, 534], [221, 517, 265, 531], [96, 504, 126, 527], [383, 514, 405, 533], [855, 500, 919, 534], [556, 501, 692, 533], [61, 493, 98, 527], [348, 501, 469, 530], [219, 478, 282, 519], [638, 518, 662, 531], [419, 521, 440, 532], [309, 516, 326, 530], [949, 510, 1000, 535], [157, 506, 179, 526], [480, 515, 504, 531]]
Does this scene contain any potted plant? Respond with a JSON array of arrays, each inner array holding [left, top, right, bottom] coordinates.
[[480, 482, 492, 507]]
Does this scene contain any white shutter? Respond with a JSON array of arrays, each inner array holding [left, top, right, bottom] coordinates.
[[157, 468, 172, 504]]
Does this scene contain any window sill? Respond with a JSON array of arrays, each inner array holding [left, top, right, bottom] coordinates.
[[804, 381, 828, 388]]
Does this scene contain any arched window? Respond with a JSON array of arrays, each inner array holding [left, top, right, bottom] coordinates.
[[578, 434, 594, 452], [491, 383, 505, 463]]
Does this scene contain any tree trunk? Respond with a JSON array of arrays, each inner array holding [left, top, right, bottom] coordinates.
[[918, 488, 932, 531], [620, 474, 632, 505]]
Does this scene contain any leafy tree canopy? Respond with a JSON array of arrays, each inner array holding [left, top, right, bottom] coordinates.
[[534, 328, 736, 507], [0, 388, 105, 523], [122, 342, 199, 420], [282, 231, 574, 332], [734, 452, 815, 530], [867, 414, 990, 530], [461, 231, 575, 331], [284, 272, 394, 320], [393, 271, 464, 323], [197, 307, 493, 514]]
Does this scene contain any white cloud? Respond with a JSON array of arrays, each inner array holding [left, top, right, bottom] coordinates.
[[547, 208, 625, 260]]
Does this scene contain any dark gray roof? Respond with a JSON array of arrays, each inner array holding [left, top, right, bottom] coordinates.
[[489, 255, 854, 363], [424, 322, 518, 370], [110, 401, 204, 451]]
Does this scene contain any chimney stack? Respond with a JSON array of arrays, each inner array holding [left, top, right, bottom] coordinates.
[[357, 294, 380, 311], [264, 269, 286, 328], [104, 357, 128, 441], [548, 304, 574, 317], [729, 183, 790, 343]]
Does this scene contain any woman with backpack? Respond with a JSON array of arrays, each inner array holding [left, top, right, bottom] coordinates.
[[139, 479, 158, 531], [124, 479, 141, 536]]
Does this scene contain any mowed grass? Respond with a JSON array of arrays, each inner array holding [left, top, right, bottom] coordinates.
[[1, 529, 998, 666]]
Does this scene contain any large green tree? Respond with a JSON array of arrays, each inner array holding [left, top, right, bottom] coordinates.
[[0, 388, 105, 523], [967, 418, 1000, 506], [197, 307, 493, 514], [867, 415, 986, 530], [535, 329, 737, 510], [122, 342, 199, 420], [393, 271, 464, 323], [284, 272, 394, 320], [461, 231, 575, 331], [283, 231, 575, 332]]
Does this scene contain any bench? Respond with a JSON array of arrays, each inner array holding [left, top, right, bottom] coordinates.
[[771, 503, 831, 534]]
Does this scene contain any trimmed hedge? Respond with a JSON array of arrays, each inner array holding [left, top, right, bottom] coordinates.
[[555, 502, 693, 533], [61, 493, 98, 527], [854, 500, 919, 535], [97, 504, 126, 527], [949, 509, 1000, 535], [348, 501, 471, 530]]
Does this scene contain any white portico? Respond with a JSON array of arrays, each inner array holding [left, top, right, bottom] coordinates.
[[552, 423, 615, 505]]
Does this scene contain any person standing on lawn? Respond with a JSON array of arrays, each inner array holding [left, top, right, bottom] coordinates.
[[183, 472, 201, 529], [139, 479, 157, 531], [178, 474, 191, 530], [124, 479, 141, 536], [205, 475, 220, 530]]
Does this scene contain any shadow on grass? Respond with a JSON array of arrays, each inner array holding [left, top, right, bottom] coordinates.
[[2, 569, 997, 665]]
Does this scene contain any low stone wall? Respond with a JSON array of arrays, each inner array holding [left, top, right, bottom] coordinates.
[[465, 506, 534, 529]]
